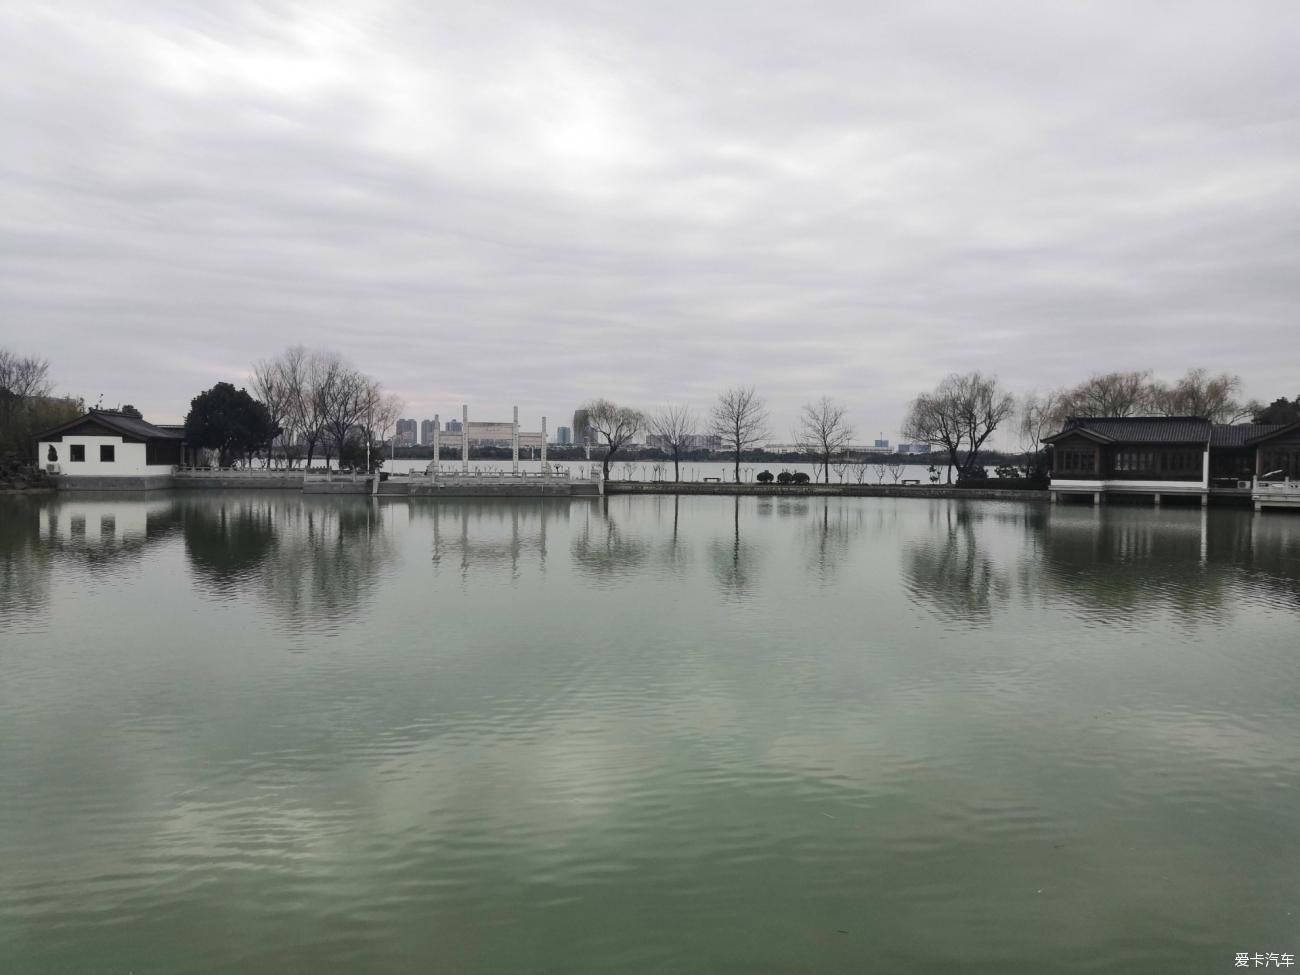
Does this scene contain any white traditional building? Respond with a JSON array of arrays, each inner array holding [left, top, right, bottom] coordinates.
[[37, 409, 184, 490]]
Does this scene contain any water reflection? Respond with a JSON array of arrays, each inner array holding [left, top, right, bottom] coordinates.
[[900, 502, 1300, 628], [43, 494, 182, 567], [409, 499, 567, 578], [570, 497, 650, 585], [0, 496, 49, 626], [183, 496, 394, 629], [4, 491, 1300, 975], [181, 497, 276, 584], [802, 499, 867, 584], [0, 494, 183, 631], [0, 494, 401, 632], [904, 503, 1014, 626]]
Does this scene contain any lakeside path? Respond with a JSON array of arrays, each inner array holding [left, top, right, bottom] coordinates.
[[605, 482, 1049, 502]]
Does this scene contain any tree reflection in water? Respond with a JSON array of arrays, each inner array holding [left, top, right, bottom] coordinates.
[[709, 496, 759, 601], [181, 496, 394, 631], [570, 496, 649, 585], [0, 496, 50, 626], [802, 499, 867, 585], [902, 501, 1300, 628], [904, 503, 1013, 626], [1039, 505, 1300, 623]]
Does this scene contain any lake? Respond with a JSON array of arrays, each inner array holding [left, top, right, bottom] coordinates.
[[2, 492, 1298, 973]]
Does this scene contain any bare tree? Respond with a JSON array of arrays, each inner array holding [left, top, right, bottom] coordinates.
[[1053, 370, 1153, 424], [1018, 389, 1061, 478], [903, 390, 964, 484], [371, 392, 404, 451], [254, 347, 355, 469], [274, 346, 309, 467], [711, 386, 770, 483], [796, 396, 854, 484], [648, 404, 696, 482], [903, 372, 1015, 482], [0, 348, 60, 459], [251, 353, 299, 468], [300, 351, 344, 467], [1148, 368, 1256, 422], [886, 459, 907, 484], [0, 349, 52, 401], [356, 380, 403, 469], [582, 398, 644, 481], [321, 365, 372, 468]]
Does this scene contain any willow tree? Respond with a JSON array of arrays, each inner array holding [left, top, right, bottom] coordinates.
[[582, 398, 644, 481], [903, 372, 1014, 483]]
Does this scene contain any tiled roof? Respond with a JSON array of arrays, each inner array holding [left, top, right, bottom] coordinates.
[[1048, 416, 1211, 444], [38, 409, 184, 442], [1048, 416, 1293, 448], [88, 410, 185, 440], [1211, 423, 1287, 447]]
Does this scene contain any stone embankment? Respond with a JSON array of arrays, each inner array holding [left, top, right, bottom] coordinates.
[[173, 472, 305, 490], [605, 481, 1049, 503]]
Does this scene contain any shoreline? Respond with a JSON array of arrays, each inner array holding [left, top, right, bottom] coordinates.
[[604, 482, 1049, 502]]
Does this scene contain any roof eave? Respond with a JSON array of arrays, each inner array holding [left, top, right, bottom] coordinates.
[[1246, 420, 1300, 446], [1043, 428, 1113, 445]]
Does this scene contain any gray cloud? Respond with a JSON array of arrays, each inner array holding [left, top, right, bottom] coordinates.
[[3, 0, 1298, 437]]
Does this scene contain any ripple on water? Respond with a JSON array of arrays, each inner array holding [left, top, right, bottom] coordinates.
[[3, 494, 1300, 973]]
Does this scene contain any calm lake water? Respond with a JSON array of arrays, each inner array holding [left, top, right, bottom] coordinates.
[[2, 492, 1298, 974]]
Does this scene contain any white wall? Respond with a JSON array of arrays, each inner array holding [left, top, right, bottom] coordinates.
[[1051, 477, 1207, 493], [47, 499, 166, 544], [39, 435, 175, 477]]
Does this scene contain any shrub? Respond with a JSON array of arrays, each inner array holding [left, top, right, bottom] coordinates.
[[757, 470, 774, 483], [776, 471, 794, 484], [792, 471, 811, 484]]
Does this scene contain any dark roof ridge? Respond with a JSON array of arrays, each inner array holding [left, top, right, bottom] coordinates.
[[35, 409, 184, 442], [1068, 414, 1210, 422]]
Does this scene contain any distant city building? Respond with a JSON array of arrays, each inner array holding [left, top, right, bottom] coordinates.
[[874, 439, 889, 450], [897, 443, 932, 455], [574, 408, 595, 447], [572, 409, 596, 446], [394, 418, 417, 447], [445, 419, 463, 434], [420, 419, 435, 445], [556, 426, 572, 445]]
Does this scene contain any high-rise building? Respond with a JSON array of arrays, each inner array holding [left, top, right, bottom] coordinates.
[[420, 419, 435, 445], [572, 409, 598, 446], [874, 439, 889, 450], [394, 418, 418, 447], [445, 419, 463, 434], [556, 426, 572, 445]]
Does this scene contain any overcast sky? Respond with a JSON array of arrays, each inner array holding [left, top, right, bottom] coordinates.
[[3, 1, 1298, 438]]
